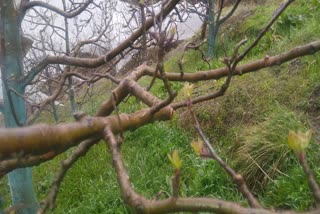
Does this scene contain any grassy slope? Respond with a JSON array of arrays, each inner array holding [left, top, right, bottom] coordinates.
[[1, 0, 320, 213], [168, 0, 320, 211]]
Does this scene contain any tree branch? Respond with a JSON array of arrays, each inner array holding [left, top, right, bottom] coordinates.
[[37, 138, 97, 213], [234, 0, 294, 65], [22, 0, 181, 86], [0, 106, 173, 161], [189, 104, 261, 208], [103, 127, 320, 214], [144, 40, 320, 82], [1, 39, 320, 161], [22, 0, 93, 18], [0, 151, 58, 178], [299, 154, 320, 204], [217, 0, 242, 25]]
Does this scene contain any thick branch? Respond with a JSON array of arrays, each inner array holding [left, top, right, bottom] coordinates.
[[94, 64, 154, 116], [2, 40, 319, 163], [0, 151, 58, 178], [0, 107, 173, 160], [144, 40, 320, 82], [140, 198, 320, 214], [0, 117, 105, 159]]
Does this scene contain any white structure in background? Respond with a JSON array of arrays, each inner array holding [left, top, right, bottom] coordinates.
[[118, 0, 202, 40]]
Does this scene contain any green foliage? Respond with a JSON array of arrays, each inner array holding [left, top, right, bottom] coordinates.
[[184, 158, 244, 202], [123, 122, 243, 202], [310, 0, 320, 9], [32, 144, 130, 213], [239, 1, 320, 57], [261, 165, 320, 211], [122, 122, 188, 198], [233, 106, 308, 191], [241, 6, 275, 36]]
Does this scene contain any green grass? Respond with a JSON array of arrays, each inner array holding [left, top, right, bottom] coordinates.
[[27, 122, 243, 213], [122, 122, 244, 203], [261, 164, 320, 211], [233, 106, 308, 192]]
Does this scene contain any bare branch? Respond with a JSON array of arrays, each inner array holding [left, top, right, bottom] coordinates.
[[217, 0, 242, 25], [188, 103, 261, 208], [38, 138, 97, 213], [144, 40, 320, 83], [22, 0, 93, 18], [234, 0, 294, 65], [0, 106, 173, 161], [0, 38, 319, 161], [299, 153, 320, 204], [0, 151, 58, 178], [23, 0, 181, 86]]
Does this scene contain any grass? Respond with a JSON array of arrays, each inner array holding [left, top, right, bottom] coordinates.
[[168, 0, 320, 210], [121, 122, 244, 203], [29, 121, 244, 213], [1, 0, 320, 212], [261, 164, 320, 211], [233, 106, 308, 192]]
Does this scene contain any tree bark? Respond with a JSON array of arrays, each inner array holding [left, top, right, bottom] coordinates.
[[0, 1, 38, 213], [208, 0, 215, 57]]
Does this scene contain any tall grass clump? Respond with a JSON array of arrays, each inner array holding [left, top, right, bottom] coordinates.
[[233, 106, 308, 192]]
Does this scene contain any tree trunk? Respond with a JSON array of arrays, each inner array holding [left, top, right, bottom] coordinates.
[[62, 0, 76, 114], [0, 1, 38, 213], [208, 0, 215, 57]]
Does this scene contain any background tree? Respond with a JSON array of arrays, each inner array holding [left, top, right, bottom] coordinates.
[[23, 0, 116, 123], [180, 0, 242, 57]]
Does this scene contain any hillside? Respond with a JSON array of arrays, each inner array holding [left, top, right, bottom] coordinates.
[[1, 0, 320, 213]]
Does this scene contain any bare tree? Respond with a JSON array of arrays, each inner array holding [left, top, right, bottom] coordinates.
[[0, 0, 320, 213], [22, 0, 116, 123]]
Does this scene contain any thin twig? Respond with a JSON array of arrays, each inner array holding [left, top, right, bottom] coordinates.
[[299, 153, 320, 205], [188, 102, 261, 208]]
